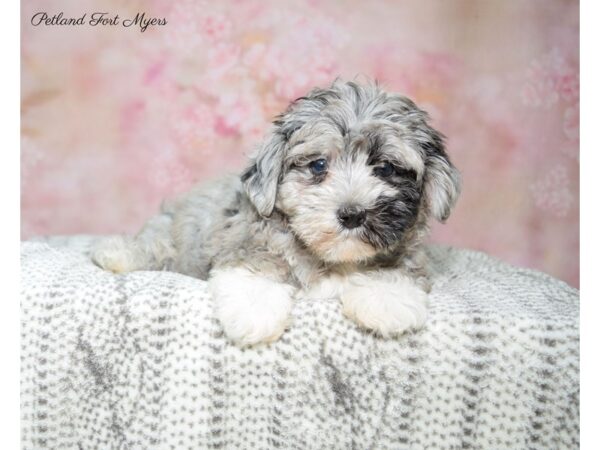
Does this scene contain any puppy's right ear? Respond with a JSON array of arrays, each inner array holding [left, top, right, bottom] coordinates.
[[241, 131, 287, 217]]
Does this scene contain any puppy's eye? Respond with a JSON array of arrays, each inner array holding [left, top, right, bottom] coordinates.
[[309, 158, 328, 176], [396, 167, 418, 180], [373, 162, 394, 178]]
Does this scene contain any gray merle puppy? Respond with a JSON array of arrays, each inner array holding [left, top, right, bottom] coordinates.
[[93, 80, 461, 346]]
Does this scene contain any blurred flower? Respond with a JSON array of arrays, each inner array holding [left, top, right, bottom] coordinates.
[[170, 103, 218, 149], [147, 149, 195, 194], [205, 43, 242, 80], [521, 48, 578, 109], [200, 12, 233, 43], [21, 137, 45, 189], [529, 165, 574, 217], [214, 89, 266, 138]]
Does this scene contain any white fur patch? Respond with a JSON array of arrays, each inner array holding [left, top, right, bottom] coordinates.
[[300, 273, 346, 299], [340, 272, 428, 337], [208, 267, 294, 346]]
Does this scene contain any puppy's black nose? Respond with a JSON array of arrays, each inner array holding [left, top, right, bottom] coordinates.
[[337, 206, 367, 229]]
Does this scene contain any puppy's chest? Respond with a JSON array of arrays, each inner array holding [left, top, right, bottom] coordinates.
[[277, 238, 361, 295], [298, 272, 348, 299]]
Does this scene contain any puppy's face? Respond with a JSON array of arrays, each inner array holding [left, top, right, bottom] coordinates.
[[276, 121, 425, 262], [242, 81, 460, 263]]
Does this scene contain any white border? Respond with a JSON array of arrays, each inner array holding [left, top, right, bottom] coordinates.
[[0, 0, 21, 448]]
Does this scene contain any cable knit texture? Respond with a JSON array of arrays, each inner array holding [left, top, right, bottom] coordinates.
[[21, 236, 579, 450]]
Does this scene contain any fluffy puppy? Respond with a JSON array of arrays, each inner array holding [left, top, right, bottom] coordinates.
[[93, 80, 461, 346]]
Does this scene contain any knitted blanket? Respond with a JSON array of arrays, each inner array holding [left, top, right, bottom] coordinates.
[[21, 236, 579, 450]]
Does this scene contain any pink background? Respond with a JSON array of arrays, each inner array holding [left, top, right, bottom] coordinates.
[[21, 0, 579, 287]]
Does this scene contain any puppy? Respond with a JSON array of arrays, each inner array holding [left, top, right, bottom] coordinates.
[[93, 80, 461, 346]]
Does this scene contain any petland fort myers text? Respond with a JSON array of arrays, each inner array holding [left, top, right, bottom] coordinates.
[[30, 12, 167, 32]]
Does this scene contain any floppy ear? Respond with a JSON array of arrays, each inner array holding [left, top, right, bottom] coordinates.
[[241, 131, 287, 217], [422, 138, 461, 222], [383, 92, 460, 222]]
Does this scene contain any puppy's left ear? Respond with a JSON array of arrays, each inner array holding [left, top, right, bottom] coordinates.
[[422, 134, 461, 222], [241, 131, 287, 217]]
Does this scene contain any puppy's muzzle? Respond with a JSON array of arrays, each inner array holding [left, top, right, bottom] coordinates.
[[337, 205, 366, 229]]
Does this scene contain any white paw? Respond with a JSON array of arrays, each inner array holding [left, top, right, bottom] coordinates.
[[208, 268, 294, 346], [341, 273, 428, 337], [92, 236, 138, 274]]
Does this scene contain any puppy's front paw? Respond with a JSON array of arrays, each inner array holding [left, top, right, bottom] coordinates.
[[208, 268, 294, 346], [341, 273, 428, 337]]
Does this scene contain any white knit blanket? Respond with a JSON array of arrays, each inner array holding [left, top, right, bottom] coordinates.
[[21, 236, 579, 450]]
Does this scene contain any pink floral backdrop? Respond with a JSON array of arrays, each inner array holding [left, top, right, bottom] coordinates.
[[21, 0, 580, 287]]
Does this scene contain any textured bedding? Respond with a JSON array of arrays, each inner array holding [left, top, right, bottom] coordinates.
[[21, 236, 579, 449]]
